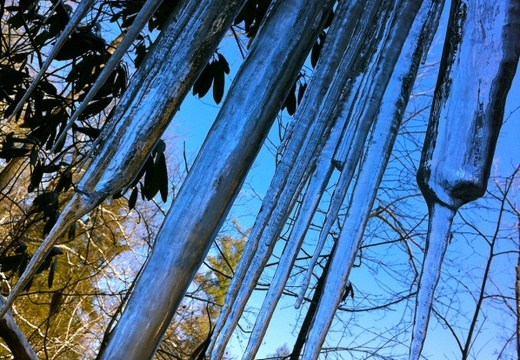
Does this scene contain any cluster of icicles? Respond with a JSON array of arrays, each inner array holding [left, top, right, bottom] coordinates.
[[1, 0, 518, 359]]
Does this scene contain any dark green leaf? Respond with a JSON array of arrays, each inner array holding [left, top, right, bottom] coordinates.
[[15, 242, 28, 254], [55, 31, 106, 60], [31, 191, 58, 214], [42, 164, 61, 173], [213, 63, 225, 104], [218, 53, 230, 74], [298, 82, 307, 104], [56, 169, 72, 193], [193, 61, 215, 98], [28, 161, 43, 192], [0, 254, 25, 273], [38, 80, 57, 95], [134, 41, 148, 68], [143, 156, 159, 200], [68, 222, 77, 240], [49, 289, 63, 315], [154, 139, 166, 155], [43, 210, 60, 236], [157, 152, 168, 203], [282, 82, 297, 115], [81, 97, 112, 119], [48, 257, 58, 288], [72, 124, 102, 139], [129, 187, 138, 209]]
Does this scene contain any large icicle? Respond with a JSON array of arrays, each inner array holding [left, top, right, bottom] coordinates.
[[99, 0, 336, 358], [240, 95, 348, 359], [412, 1, 520, 359], [294, 0, 403, 306], [0, 0, 247, 319], [296, 0, 437, 310], [301, 1, 445, 357], [209, 1, 382, 356]]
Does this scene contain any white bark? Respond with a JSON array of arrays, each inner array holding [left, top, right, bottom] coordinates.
[[412, 1, 520, 358], [0, 297, 38, 360]]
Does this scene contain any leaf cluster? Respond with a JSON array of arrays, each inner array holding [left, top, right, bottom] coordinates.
[[192, 52, 230, 105]]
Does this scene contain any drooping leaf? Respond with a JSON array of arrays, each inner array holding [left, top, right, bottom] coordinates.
[[143, 155, 159, 200], [29, 148, 38, 166], [43, 209, 60, 236], [28, 161, 43, 192], [72, 124, 102, 139], [49, 289, 63, 315], [68, 222, 77, 240], [14, 242, 27, 254], [56, 169, 73, 193], [193, 61, 215, 98], [0, 254, 26, 273], [128, 187, 138, 210], [31, 191, 58, 214], [42, 164, 61, 173], [154, 139, 166, 155], [213, 62, 225, 104], [55, 30, 106, 61], [311, 32, 326, 68], [134, 40, 149, 68], [298, 82, 307, 104], [48, 257, 58, 288], [156, 152, 168, 203], [38, 80, 58, 95], [218, 53, 230, 74], [282, 82, 297, 115]]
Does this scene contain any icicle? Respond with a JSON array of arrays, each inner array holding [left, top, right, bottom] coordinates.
[[100, 0, 338, 358], [412, 1, 520, 359], [300, 1, 445, 357], [0, 0, 247, 319], [209, 1, 378, 356], [52, 0, 169, 152], [295, 72, 377, 309], [294, 74, 367, 310], [241, 101, 348, 359], [408, 203, 454, 359], [6, 0, 96, 122], [295, 0, 420, 310]]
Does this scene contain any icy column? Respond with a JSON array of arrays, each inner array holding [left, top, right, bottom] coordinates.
[[208, 0, 362, 356], [0, 0, 247, 319], [300, 0, 446, 357], [413, 1, 520, 359]]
